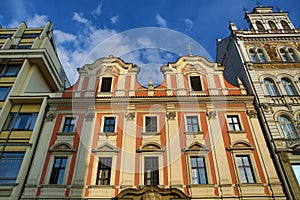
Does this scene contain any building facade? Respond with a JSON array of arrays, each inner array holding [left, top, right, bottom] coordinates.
[[217, 6, 300, 199], [0, 22, 69, 199], [21, 55, 285, 199]]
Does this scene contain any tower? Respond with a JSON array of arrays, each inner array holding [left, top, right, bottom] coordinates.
[[0, 22, 69, 199], [217, 6, 300, 199]]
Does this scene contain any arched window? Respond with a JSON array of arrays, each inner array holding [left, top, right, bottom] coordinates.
[[263, 78, 278, 96], [288, 48, 297, 61], [281, 20, 291, 31], [268, 21, 277, 30], [281, 78, 296, 96], [279, 115, 296, 138], [256, 21, 265, 31], [257, 49, 266, 62], [279, 47, 299, 62], [249, 48, 267, 62]]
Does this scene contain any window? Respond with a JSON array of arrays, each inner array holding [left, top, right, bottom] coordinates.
[[292, 164, 300, 185], [103, 117, 115, 132], [264, 78, 278, 96], [256, 21, 265, 31], [279, 48, 299, 62], [227, 115, 242, 131], [0, 152, 24, 184], [186, 116, 199, 132], [62, 117, 76, 132], [144, 157, 159, 185], [190, 156, 207, 184], [279, 115, 296, 138], [280, 49, 288, 62], [281, 20, 291, 31], [190, 76, 202, 91], [249, 48, 267, 62], [145, 116, 157, 132], [0, 87, 11, 100], [96, 157, 112, 185], [100, 77, 112, 92], [3, 113, 38, 131], [0, 64, 21, 77], [236, 155, 255, 183], [49, 157, 67, 184], [282, 78, 296, 96], [257, 49, 266, 62], [268, 21, 277, 30], [22, 33, 40, 38]]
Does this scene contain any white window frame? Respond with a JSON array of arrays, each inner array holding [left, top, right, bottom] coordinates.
[[140, 153, 164, 186], [184, 114, 201, 133], [187, 152, 211, 185], [143, 115, 159, 134], [101, 115, 117, 133], [99, 76, 114, 94], [59, 115, 78, 133], [45, 152, 72, 185], [188, 75, 204, 94], [226, 114, 243, 132]]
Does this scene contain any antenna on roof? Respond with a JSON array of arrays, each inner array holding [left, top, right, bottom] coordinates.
[[256, 1, 262, 7], [243, 7, 248, 13], [276, 6, 282, 12]]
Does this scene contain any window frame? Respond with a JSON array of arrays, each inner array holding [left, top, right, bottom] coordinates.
[[103, 116, 116, 133], [0, 86, 11, 101], [281, 78, 296, 96], [100, 77, 113, 93], [189, 76, 202, 92], [0, 64, 21, 77], [278, 115, 297, 138], [49, 156, 68, 185], [235, 155, 256, 184], [0, 152, 25, 185], [190, 156, 208, 184], [226, 115, 243, 131], [291, 163, 300, 186], [144, 115, 158, 133], [144, 156, 160, 186], [96, 157, 112, 185], [3, 112, 38, 131], [263, 78, 279, 96], [62, 117, 76, 133], [185, 115, 200, 132], [248, 47, 268, 63]]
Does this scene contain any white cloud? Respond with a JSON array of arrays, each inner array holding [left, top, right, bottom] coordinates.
[[156, 14, 167, 27], [54, 30, 76, 45], [72, 12, 90, 25], [110, 16, 119, 24], [92, 3, 102, 17], [27, 14, 48, 27], [183, 18, 193, 30]]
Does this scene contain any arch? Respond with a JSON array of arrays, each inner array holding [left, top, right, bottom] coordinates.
[[281, 20, 291, 31], [137, 142, 164, 152], [183, 141, 210, 152], [268, 20, 277, 30], [49, 142, 75, 152], [248, 47, 268, 62], [255, 21, 265, 31], [229, 141, 254, 150], [281, 77, 296, 96]]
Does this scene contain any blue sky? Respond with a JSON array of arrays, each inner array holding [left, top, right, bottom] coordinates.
[[0, 0, 299, 86]]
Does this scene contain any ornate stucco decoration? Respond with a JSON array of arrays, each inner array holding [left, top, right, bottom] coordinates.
[[206, 111, 216, 119], [125, 112, 135, 120], [85, 112, 95, 121], [45, 112, 56, 121], [166, 111, 176, 120]]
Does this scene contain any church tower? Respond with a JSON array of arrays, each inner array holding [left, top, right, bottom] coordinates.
[[217, 5, 300, 199]]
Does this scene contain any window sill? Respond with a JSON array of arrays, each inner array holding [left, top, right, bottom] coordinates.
[[142, 132, 160, 136], [187, 184, 215, 188], [227, 130, 247, 134], [40, 184, 68, 188], [184, 131, 204, 135], [88, 185, 115, 189], [57, 132, 76, 136], [99, 132, 117, 136]]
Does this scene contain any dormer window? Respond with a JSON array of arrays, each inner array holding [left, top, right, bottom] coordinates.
[[190, 76, 202, 91], [268, 21, 277, 30], [255, 21, 265, 31], [100, 77, 112, 92], [281, 20, 291, 31]]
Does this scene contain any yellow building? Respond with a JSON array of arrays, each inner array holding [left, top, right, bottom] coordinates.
[[217, 6, 300, 199], [0, 22, 68, 200]]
